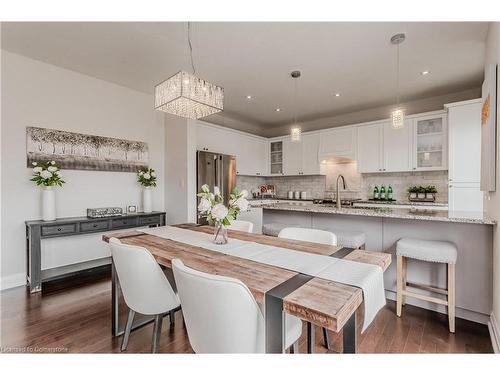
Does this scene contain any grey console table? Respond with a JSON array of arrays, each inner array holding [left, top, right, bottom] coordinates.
[[25, 211, 166, 293]]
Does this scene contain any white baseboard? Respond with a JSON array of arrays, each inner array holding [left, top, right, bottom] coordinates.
[[489, 312, 500, 354], [385, 290, 490, 325], [0, 272, 26, 291]]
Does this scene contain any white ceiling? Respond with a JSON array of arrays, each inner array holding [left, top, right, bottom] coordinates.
[[1, 22, 489, 135]]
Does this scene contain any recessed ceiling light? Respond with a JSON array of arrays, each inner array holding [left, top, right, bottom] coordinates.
[[334, 93, 341, 97], [421, 70, 430, 76], [246, 95, 252, 100], [275, 108, 281, 112]]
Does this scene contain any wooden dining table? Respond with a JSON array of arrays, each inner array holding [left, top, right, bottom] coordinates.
[[103, 223, 391, 353]]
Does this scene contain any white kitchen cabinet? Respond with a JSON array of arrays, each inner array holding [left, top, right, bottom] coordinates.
[[447, 100, 482, 183], [357, 123, 383, 173], [237, 207, 263, 234], [283, 137, 303, 175], [196, 122, 267, 176], [301, 133, 322, 175], [236, 135, 268, 176], [446, 99, 483, 212], [269, 140, 284, 175], [411, 113, 448, 171], [383, 121, 412, 172], [196, 123, 235, 155], [448, 183, 483, 213], [318, 127, 356, 161]]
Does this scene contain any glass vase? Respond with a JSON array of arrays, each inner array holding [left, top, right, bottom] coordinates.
[[213, 221, 228, 245]]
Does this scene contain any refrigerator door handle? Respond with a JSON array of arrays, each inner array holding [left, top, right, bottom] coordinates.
[[219, 155, 225, 200]]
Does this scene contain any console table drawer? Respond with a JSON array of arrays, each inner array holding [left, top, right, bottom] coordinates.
[[139, 216, 161, 226], [111, 217, 137, 228], [81, 220, 109, 232], [41, 224, 77, 236]]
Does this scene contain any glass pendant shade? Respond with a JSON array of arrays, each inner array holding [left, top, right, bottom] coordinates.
[[155, 71, 224, 119], [291, 126, 302, 142], [391, 107, 405, 129]]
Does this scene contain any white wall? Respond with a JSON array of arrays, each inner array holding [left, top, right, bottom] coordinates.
[[164, 116, 196, 224], [484, 22, 500, 350], [0, 51, 165, 289]]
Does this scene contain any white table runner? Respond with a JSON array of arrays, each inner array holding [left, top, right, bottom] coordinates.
[[138, 226, 385, 331]]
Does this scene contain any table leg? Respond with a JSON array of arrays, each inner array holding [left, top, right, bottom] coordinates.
[[342, 312, 357, 353], [307, 322, 315, 353], [265, 273, 312, 353], [27, 225, 42, 293]]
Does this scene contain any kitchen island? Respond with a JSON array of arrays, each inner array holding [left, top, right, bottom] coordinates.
[[261, 202, 494, 324]]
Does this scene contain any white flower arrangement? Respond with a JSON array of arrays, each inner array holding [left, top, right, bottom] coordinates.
[[30, 161, 65, 187], [197, 184, 249, 226], [137, 167, 157, 187]]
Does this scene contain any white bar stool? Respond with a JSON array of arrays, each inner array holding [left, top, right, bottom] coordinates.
[[396, 238, 457, 333]]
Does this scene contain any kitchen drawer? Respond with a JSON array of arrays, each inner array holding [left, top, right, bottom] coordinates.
[[139, 216, 161, 226], [80, 220, 109, 232], [41, 224, 77, 237], [111, 217, 138, 228]]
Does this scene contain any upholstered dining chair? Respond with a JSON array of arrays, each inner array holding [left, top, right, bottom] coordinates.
[[171, 258, 302, 353], [109, 237, 180, 353], [278, 227, 337, 351], [228, 219, 254, 233]]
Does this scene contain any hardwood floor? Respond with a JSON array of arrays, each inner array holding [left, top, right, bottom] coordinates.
[[0, 271, 493, 354]]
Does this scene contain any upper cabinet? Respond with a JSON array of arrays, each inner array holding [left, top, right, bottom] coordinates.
[[383, 121, 412, 172], [269, 133, 323, 176], [196, 122, 267, 176], [301, 133, 322, 175], [356, 112, 447, 173], [411, 113, 448, 171], [283, 137, 303, 175], [269, 140, 284, 175], [357, 123, 383, 173]]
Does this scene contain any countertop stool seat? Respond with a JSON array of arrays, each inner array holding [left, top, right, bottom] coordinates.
[[331, 230, 366, 249], [396, 238, 457, 333]]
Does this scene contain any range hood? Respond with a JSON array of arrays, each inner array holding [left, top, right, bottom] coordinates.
[[317, 127, 357, 163]]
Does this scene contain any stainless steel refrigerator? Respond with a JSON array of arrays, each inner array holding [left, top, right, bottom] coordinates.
[[197, 151, 237, 224]]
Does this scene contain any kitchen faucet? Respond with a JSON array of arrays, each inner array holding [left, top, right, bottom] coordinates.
[[336, 174, 347, 209]]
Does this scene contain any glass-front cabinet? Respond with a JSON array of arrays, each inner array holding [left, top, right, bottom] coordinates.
[[269, 140, 283, 175], [412, 113, 447, 171]]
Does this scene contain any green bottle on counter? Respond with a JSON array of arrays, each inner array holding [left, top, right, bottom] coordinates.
[[388, 186, 394, 200], [373, 186, 379, 200], [380, 185, 386, 200]]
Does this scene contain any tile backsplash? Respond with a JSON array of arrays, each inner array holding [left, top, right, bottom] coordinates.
[[237, 164, 448, 203]]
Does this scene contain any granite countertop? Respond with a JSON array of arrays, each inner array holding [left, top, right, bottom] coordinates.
[[260, 202, 495, 225], [248, 197, 314, 202], [354, 200, 449, 207]]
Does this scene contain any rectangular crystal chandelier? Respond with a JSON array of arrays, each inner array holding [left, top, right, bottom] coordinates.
[[290, 126, 302, 142], [391, 107, 405, 129], [155, 71, 224, 119]]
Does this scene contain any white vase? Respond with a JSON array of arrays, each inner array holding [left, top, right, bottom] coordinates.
[[143, 187, 152, 213], [42, 186, 56, 221]]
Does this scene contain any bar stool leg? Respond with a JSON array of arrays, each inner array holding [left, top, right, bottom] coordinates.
[[396, 255, 403, 317], [401, 257, 407, 306], [448, 263, 456, 333]]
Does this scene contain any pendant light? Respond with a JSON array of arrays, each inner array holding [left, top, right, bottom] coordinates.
[[290, 70, 302, 142], [154, 22, 224, 119], [390, 33, 405, 129]]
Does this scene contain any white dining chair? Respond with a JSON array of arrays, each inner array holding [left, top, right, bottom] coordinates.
[[228, 219, 254, 233], [278, 227, 337, 351], [109, 237, 181, 353], [171, 258, 302, 353]]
